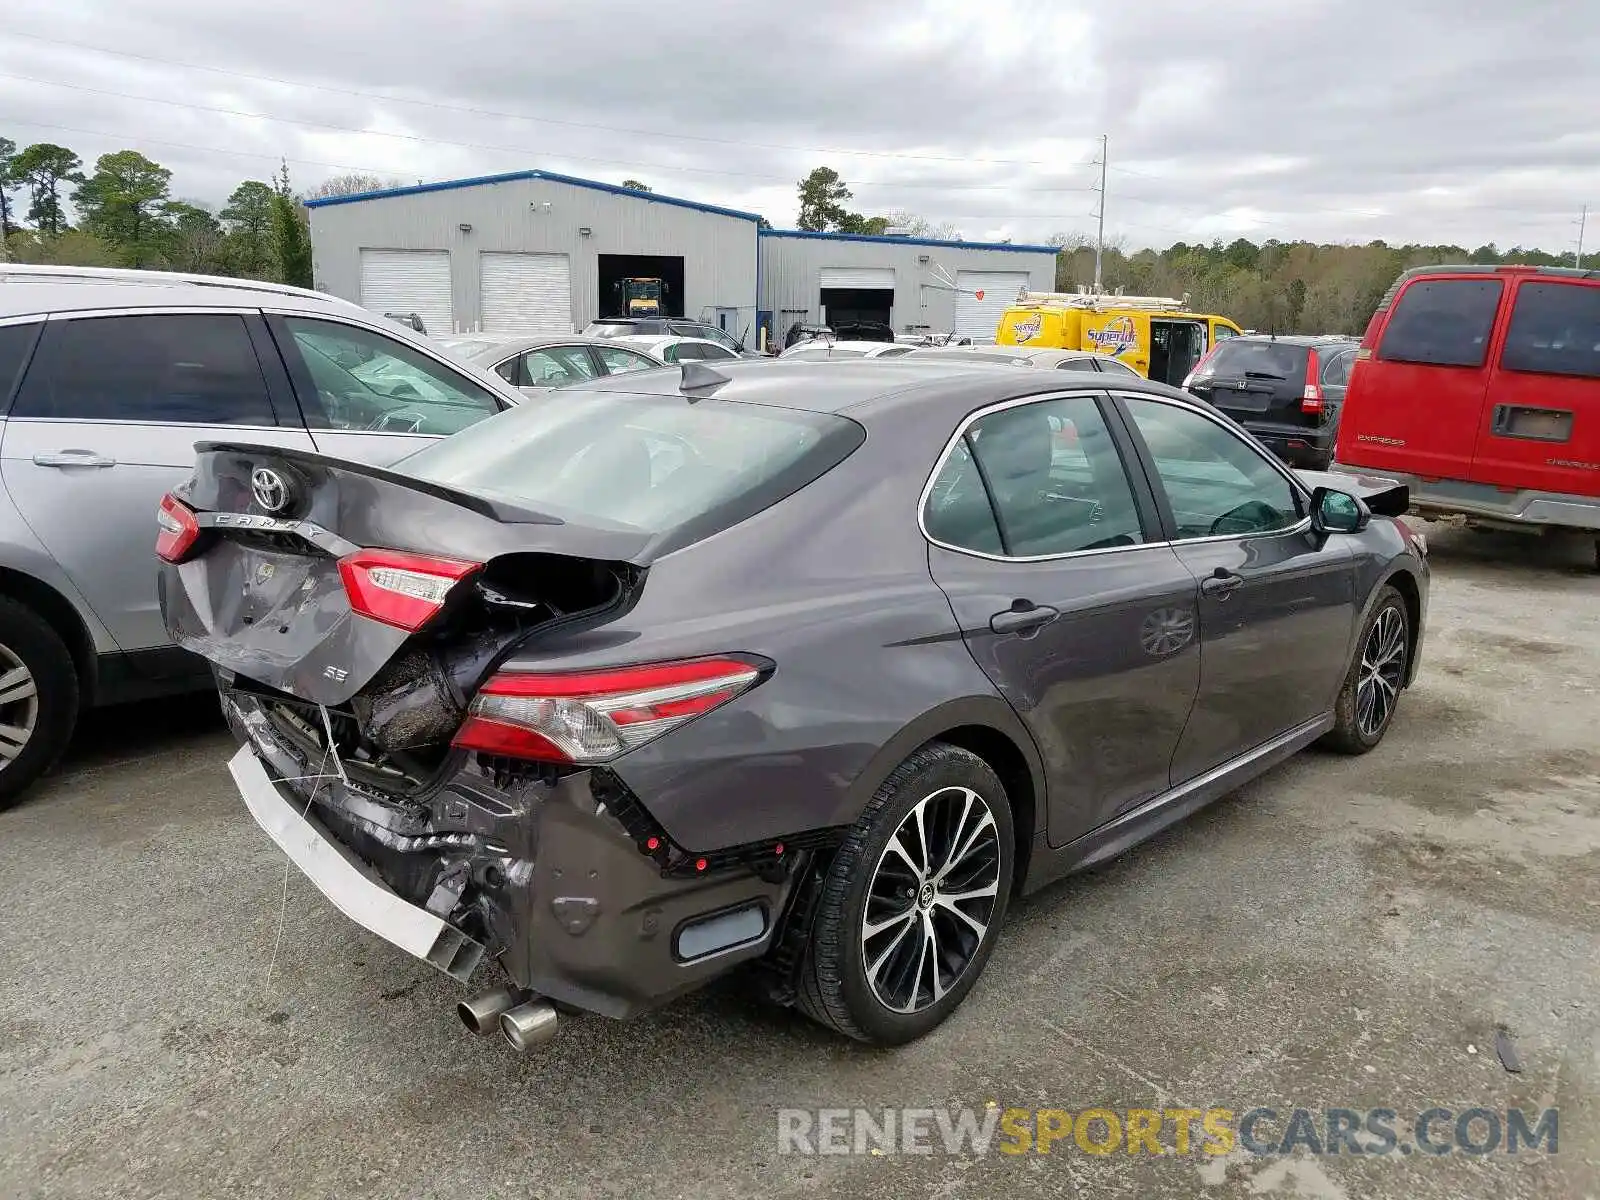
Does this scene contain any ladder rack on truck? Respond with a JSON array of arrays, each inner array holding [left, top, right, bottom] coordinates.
[[1013, 290, 1193, 311]]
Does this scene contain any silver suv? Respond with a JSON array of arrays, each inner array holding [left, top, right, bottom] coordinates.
[[0, 265, 525, 804]]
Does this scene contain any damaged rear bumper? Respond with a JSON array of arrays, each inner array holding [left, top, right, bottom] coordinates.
[[223, 693, 802, 1018]]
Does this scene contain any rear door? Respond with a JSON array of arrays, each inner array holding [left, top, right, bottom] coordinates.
[[923, 391, 1202, 845], [0, 310, 316, 655], [1341, 275, 1504, 478], [266, 313, 507, 465], [1471, 277, 1600, 498]]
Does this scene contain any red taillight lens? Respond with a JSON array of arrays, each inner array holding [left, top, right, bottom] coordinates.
[[453, 656, 763, 764], [1181, 344, 1222, 389], [337, 549, 481, 632], [155, 493, 200, 563], [1301, 348, 1324, 414]]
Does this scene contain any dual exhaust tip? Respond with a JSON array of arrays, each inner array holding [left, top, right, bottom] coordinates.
[[457, 986, 558, 1052]]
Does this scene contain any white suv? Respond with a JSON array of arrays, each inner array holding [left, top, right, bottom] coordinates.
[[0, 265, 524, 804]]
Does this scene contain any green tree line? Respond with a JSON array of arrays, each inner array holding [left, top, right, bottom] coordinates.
[[0, 136, 320, 287]]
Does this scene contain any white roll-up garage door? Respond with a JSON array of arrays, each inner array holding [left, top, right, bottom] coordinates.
[[480, 252, 572, 334], [818, 267, 895, 290], [359, 250, 453, 337], [954, 271, 1030, 340]]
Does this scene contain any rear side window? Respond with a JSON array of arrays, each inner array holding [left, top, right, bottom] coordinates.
[[1201, 340, 1308, 380], [13, 314, 276, 425], [1500, 282, 1600, 379], [0, 322, 41, 409], [1378, 279, 1502, 368], [401, 392, 864, 546]]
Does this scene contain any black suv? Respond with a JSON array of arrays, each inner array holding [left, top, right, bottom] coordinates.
[[1184, 335, 1359, 468]]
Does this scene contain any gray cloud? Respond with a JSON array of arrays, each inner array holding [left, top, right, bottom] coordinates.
[[2, 0, 1595, 251]]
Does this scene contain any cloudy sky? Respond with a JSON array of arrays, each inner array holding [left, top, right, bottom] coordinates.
[[3, 0, 1596, 252]]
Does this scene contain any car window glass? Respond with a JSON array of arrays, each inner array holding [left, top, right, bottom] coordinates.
[[1096, 357, 1140, 377], [14, 314, 276, 425], [493, 358, 520, 385], [0, 322, 41, 407], [1501, 282, 1600, 379], [281, 317, 501, 436], [595, 345, 657, 374], [698, 343, 738, 361], [1378, 279, 1502, 368], [703, 326, 742, 352], [875, 345, 912, 357], [959, 396, 1146, 557], [673, 343, 705, 361], [1057, 358, 1095, 371], [923, 437, 1003, 555], [1125, 399, 1302, 539], [1321, 351, 1354, 387], [521, 346, 598, 387]]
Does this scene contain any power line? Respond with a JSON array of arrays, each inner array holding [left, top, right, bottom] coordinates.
[[0, 28, 1106, 172], [0, 70, 1108, 194]]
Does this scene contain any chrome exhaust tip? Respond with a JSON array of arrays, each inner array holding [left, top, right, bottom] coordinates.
[[456, 986, 522, 1036], [499, 999, 559, 1052]]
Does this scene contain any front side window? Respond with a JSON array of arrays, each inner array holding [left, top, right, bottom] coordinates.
[[926, 395, 1146, 558], [595, 345, 658, 374], [1213, 323, 1239, 343], [1501, 282, 1600, 379], [520, 346, 598, 387], [1124, 398, 1301, 539], [1378, 278, 1502, 368], [279, 317, 501, 436], [13, 314, 276, 425]]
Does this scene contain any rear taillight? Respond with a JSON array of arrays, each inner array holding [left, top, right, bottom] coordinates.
[[338, 549, 481, 632], [1301, 349, 1324, 414], [1181, 344, 1222, 389], [155, 493, 200, 563], [453, 657, 764, 764]]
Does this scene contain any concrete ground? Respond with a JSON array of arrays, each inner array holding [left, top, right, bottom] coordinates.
[[1, 521, 1597, 1200]]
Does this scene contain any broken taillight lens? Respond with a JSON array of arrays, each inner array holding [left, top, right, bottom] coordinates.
[[338, 548, 481, 632], [453, 657, 764, 764], [155, 493, 201, 563]]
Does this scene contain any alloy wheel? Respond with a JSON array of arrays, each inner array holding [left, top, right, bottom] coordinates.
[[861, 786, 1001, 1014], [1356, 606, 1406, 739], [0, 644, 38, 771]]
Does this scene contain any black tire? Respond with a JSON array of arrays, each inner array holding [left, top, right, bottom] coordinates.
[[0, 597, 78, 811], [795, 742, 1014, 1045], [1321, 585, 1408, 755]]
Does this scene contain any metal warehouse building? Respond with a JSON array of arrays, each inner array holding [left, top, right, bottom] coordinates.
[[757, 230, 1058, 344], [305, 170, 761, 339]]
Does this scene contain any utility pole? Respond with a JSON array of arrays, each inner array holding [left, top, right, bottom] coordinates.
[[1577, 205, 1588, 269], [1093, 133, 1108, 293]]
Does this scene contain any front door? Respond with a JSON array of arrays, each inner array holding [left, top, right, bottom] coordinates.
[[0, 311, 317, 655], [923, 391, 1201, 845], [1118, 395, 1359, 782], [264, 314, 506, 466]]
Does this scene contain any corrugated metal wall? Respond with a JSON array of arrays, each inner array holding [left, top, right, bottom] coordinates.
[[758, 234, 1057, 341], [308, 177, 759, 336]]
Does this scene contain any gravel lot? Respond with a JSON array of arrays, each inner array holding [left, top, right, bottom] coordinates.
[[2, 522, 1597, 1200]]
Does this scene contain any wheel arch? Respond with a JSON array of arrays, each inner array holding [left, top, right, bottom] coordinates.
[[1378, 565, 1423, 687], [0, 567, 97, 708], [840, 695, 1046, 897]]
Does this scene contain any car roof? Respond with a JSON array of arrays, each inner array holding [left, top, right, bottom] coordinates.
[[447, 334, 639, 365], [573, 356, 1205, 417], [0, 264, 367, 321], [1222, 334, 1359, 347], [782, 340, 899, 355]]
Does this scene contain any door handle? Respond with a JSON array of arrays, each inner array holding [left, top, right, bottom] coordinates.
[[32, 450, 116, 468], [1201, 569, 1243, 598], [990, 603, 1059, 635]]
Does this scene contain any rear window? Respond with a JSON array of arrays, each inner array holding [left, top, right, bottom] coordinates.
[[1500, 282, 1600, 379], [1198, 340, 1308, 380], [1378, 278, 1502, 368], [400, 393, 864, 545]]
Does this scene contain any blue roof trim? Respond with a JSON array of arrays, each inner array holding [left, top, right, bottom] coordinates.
[[303, 169, 763, 222], [758, 228, 1057, 254]]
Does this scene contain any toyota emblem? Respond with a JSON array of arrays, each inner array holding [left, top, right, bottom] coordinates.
[[250, 467, 292, 514]]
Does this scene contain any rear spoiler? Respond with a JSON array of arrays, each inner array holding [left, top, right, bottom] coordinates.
[[1296, 468, 1409, 518], [193, 442, 565, 526]]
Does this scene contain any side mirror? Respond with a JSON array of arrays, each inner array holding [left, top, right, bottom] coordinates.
[[1309, 486, 1370, 535]]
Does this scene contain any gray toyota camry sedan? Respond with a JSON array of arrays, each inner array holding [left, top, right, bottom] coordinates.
[[158, 358, 1428, 1049]]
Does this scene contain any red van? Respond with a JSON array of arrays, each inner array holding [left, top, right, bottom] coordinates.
[[1334, 265, 1600, 561]]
